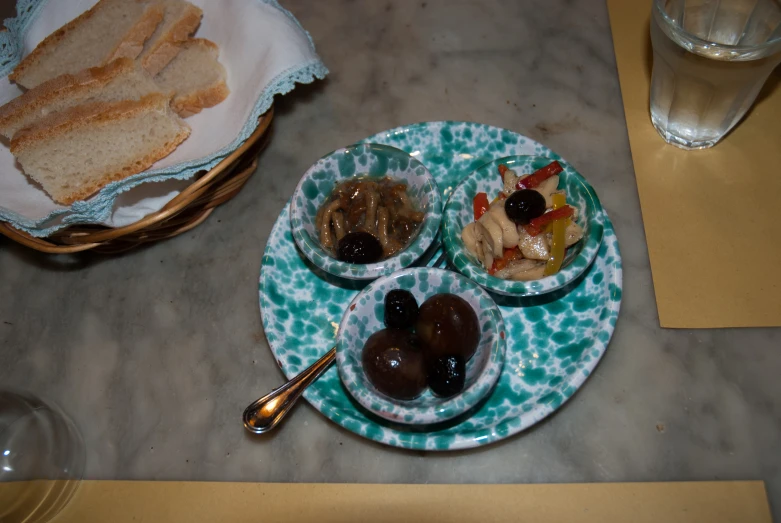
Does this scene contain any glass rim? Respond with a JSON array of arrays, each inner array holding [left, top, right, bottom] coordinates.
[[653, 0, 781, 54]]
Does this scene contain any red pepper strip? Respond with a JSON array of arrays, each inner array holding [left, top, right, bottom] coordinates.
[[493, 248, 521, 273], [516, 160, 563, 190], [525, 205, 574, 236], [473, 192, 490, 221], [498, 164, 509, 180]]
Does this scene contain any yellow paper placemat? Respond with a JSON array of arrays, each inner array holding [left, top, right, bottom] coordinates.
[[607, 0, 781, 328], [0, 480, 773, 522]]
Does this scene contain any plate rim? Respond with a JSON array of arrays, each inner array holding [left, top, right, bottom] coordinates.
[[258, 120, 623, 451]]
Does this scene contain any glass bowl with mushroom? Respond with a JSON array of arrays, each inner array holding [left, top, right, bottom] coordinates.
[[290, 143, 442, 280], [442, 155, 605, 296]]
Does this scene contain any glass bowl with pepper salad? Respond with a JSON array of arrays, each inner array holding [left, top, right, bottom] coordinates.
[[442, 155, 605, 297]]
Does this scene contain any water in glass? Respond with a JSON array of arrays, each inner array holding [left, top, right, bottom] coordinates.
[[650, 0, 781, 149]]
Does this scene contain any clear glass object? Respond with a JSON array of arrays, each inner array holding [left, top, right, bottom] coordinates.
[[0, 390, 84, 523], [650, 0, 781, 149]]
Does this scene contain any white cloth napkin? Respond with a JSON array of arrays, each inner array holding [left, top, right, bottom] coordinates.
[[0, 0, 327, 236]]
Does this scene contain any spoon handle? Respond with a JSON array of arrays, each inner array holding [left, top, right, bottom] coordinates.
[[243, 347, 336, 434]]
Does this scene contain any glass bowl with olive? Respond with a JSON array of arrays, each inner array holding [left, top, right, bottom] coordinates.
[[336, 267, 506, 425], [442, 155, 605, 297], [290, 143, 442, 281]]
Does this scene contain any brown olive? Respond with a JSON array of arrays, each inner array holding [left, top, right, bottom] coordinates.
[[415, 294, 480, 362], [362, 329, 427, 400]]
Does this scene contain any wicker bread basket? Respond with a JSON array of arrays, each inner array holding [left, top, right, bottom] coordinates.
[[0, 108, 274, 254]]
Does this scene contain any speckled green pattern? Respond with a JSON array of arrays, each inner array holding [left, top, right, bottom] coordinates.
[[290, 143, 442, 280], [361, 122, 560, 201], [337, 268, 506, 425], [259, 121, 623, 451], [443, 156, 605, 296]]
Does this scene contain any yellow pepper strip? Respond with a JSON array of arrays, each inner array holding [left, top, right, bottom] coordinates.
[[490, 193, 506, 205], [544, 193, 568, 276]]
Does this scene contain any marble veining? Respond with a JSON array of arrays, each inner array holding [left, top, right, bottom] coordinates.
[[0, 0, 779, 517]]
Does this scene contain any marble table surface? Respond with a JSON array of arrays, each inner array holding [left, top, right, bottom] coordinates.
[[1, 0, 779, 516]]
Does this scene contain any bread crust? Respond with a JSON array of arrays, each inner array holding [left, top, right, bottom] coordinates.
[[108, 2, 165, 62], [12, 93, 190, 205], [9, 2, 103, 85], [173, 81, 230, 117], [141, 2, 203, 76], [164, 39, 230, 117], [9, 0, 163, 88], [59, 122, 189, 204], [12, 93, 173, 150], [0, 58, 139, 139], [189, 37, 220, 54]]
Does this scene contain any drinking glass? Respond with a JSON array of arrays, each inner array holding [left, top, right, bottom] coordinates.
[[0, 389, 84, 523], [650, 0, 781, 149]]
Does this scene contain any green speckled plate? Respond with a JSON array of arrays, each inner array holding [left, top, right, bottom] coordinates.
[[258, 121, 622, 451]]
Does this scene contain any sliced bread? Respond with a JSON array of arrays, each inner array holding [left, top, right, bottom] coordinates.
[[0, 58, 163, 140], [139, 0, 203, 76], [11, 93, 190, 205], [9, 0, 164, 89], [155, 38, 229, 118]]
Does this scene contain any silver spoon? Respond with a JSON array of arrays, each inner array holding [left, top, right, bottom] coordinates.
[[243, 347, 335, 434], [243, 252, 448, 434]]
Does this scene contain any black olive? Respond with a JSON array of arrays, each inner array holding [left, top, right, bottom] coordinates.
[[337, 231, 383, 264], [384, 289, 419, 330], [504, 189, 546, 225], [362, 329, 428, 400], [428, 355, 466, 398]]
